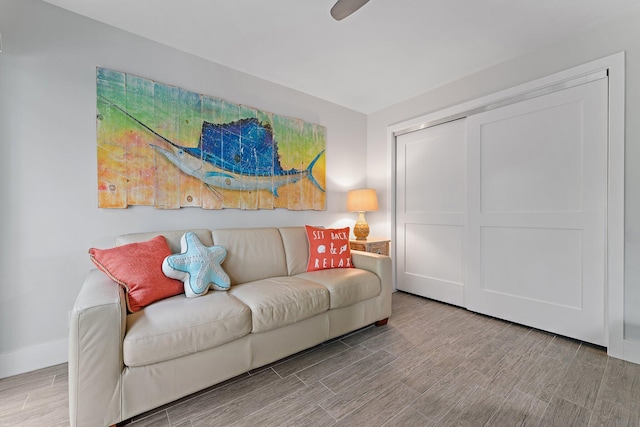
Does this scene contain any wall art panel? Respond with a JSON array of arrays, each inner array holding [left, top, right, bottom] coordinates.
[[96, 68, 326, 210]]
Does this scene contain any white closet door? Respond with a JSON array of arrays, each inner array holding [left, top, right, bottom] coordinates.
[[465, 78, 608, 345], [396, 119, 466, 306]]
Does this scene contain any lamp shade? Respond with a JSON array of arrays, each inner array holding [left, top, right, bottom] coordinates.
[[347, 188, 378, 212]]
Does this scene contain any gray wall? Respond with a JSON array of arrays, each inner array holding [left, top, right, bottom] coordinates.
[[0, 0, 367, 376], [367, 4, 640, 341]]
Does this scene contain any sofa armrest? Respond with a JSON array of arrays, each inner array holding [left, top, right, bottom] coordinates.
[[69, 269, 126, 427], [350, 251, 393, 319]]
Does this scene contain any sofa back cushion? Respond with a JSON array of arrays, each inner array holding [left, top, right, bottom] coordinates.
[[116, 229, 214, 253], [278, 227, 310, 276], [211, 227, 288, 285]]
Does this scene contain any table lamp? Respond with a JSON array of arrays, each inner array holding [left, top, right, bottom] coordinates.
[[347, 188, 378, 240]]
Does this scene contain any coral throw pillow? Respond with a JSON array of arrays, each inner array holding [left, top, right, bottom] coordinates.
[[89, 235, 184, 312], [305, 225, 353, 272]]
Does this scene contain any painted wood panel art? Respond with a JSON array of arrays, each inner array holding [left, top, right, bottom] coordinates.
[[96, 68, 326, 210]]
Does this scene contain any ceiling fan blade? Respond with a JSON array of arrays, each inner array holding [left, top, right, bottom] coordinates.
[[330, 0, 370, 21]]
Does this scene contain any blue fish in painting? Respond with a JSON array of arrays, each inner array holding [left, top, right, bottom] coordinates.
[[99, 96, 325, 197]]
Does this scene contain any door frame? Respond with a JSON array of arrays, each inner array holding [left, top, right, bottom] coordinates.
[[386, 52, 630, 361]]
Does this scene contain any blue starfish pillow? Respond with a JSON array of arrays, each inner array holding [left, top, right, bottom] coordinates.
[[162, 232, 231, 297]]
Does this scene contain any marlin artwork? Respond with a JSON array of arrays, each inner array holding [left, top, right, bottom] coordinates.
[[96, 68, 326, 210]]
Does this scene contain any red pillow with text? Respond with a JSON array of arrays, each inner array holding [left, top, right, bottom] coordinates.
[[89, 235, 184, 312], [305, 225, 353, 272]]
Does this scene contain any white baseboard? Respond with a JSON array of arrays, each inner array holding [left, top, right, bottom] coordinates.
[[618, 339, 640, 365], [0, 338, 68, 379]]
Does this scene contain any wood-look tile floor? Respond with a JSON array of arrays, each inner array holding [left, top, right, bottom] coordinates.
[[2, 291, 640, 426]]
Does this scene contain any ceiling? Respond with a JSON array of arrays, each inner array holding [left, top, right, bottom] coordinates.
[[42, 0, 639, 114]]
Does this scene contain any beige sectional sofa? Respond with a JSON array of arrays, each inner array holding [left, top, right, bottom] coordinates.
[[69, 226, 392, 427]]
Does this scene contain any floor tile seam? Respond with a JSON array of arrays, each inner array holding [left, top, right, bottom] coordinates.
[[320, 363, 408, 419], [353, 328, 398, 350], [458, 385, 504, 425], [164, 389, 220, 426], [474, 345, 518, 378], [592, 395, 640, 417], [21, 393, 29, 410], [336, 338, 355, 348], [543, 337, 580, 364], [167, 370, 278, 424], [319, 357, 397, 397], [0, 379, 53, 396], [0, 407, 26, 423], [555, 356, 606, 411], [316, 400, 338, 423], [190, 376, 306, 426], [339, 332, 386, 348], [576, 356, 609, 369], [315, 349, 396, 392], [382, 315, 430, 331], [275, 346, 355, 379], [379, 399, 430, 427], [381, 400, 418, 426], [379, 408, 406, 427], [576, 342, 609, 369], [269, 346, 318, 369], [399, 359, 467, 394], [542, 395, 595, 425], [223, 386, 305, 427], [512, 377, 553, 407], [485, 387, 550, 426], [585, 401, 598, 427], [415, 383, 482, 425], [536, 362, 565, 407], [293, 345, 376, 384], [395, 309, 457, 329], [326, 379, 412, 425], [485, 346, 541, 380], [587, 355, 621, 416], [360, 331, 427, 355], [168, 405, 194, 427], [535, 400, 553, 427], [232, 381, 335, 427], [316, 396, 359, 424], [312, 380, 339, 409], [272, 366, 285, 380], [316, 380, 336, 397], [294, 372, 314, 387], [335, 325, 374, 341], [132, 409, 169, 426], [389, 343, 454, 374]]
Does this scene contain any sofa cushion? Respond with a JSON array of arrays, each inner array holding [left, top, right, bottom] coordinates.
[[211, 228, 288, 285], [296, 268, 381, 309], [279, 227, 310, 276], [229, 277, 329, 333], [123, 292, 252, 367], [116, 229, 213, 254]]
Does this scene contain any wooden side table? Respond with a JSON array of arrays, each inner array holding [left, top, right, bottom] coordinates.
[[349, 238, 390, 256]]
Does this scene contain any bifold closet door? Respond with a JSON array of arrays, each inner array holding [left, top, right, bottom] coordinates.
[[396, 119, 466, 306], [465, 78, 608, 345]]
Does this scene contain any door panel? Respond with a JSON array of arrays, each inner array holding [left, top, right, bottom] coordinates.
[[396, 78, 607, 346], [479, 101, 583, 213], [396, 119, 466, 306], [466, 78, 607, 345], [480, 226, 583, 309]]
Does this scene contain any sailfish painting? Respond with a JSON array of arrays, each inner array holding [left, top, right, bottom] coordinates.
[[96, 68, 326, 210]]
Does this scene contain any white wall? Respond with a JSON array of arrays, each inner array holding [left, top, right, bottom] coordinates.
[[0, 0, 367, 377], [367, 4, 640, 345]]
